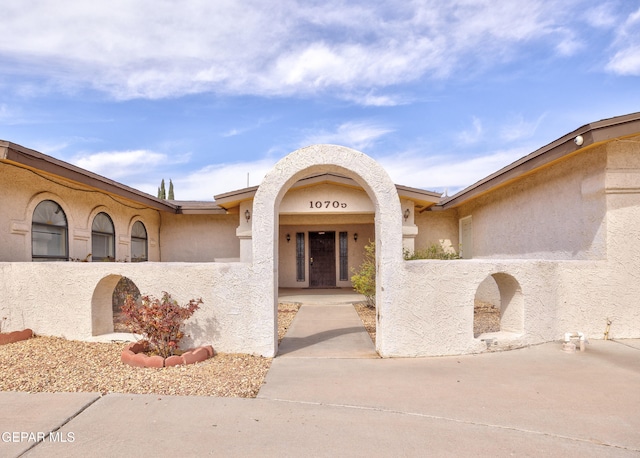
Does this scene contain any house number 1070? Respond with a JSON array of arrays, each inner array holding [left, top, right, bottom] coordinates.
[[309, 201, 347, 209]]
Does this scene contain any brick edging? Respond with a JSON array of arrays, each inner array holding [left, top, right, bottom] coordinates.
[[0, 329, 33, 345], [121, 341, 214, 368]]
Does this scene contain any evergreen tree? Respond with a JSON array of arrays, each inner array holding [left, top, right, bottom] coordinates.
[[159, 179, 166, 199], [168, 179, 175, 200]]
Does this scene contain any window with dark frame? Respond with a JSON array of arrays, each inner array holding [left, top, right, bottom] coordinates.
[[339, 231, 348, 281], [296, 232, 305, 282], [32, 200, 68, 261], [92, 212, 115, 261], [131, 221, 148, 262]]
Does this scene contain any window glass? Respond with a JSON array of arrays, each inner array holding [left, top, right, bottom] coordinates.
[[131, 221, 148, 262], [339, 231, 348, 281], [32, 200, 68, 261], [92, 212, 115, 261], [296, 232, 305, 282]]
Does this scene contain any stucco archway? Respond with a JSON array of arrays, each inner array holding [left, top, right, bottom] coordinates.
[[92, 274, 122, 335], [474, 272, 524, 339], [492, 272, 524, 334], [251, 144, 404, 357]]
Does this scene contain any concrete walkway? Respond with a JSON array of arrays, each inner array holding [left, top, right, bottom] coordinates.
[[2, 290, 640, 457], [277, 289, 377, 357]]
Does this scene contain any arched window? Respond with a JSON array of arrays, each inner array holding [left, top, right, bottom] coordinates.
[[131, 221, 148, 262], [92, 212, 115, 261], [32, 200, 68, 261]]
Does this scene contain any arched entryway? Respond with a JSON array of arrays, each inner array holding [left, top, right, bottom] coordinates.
[[252, 144, 404, 357]]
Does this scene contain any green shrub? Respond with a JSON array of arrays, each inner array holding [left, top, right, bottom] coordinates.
[[403, 243, 460, 260], [351, 241, 376, 308]]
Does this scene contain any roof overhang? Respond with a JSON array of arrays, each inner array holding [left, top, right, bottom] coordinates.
[[172, 201, 227, 215], [1, 140, 179, 213], [433, 111, 640, 210]]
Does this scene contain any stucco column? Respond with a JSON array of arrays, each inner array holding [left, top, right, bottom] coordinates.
[[401, 199, 417, 254], [236, 200, 253, 262]]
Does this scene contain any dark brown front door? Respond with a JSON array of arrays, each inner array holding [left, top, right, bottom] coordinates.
[[309, 231, 336, 288]]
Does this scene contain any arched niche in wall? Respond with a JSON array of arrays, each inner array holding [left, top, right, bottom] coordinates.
[[474, 272, 524, 339]]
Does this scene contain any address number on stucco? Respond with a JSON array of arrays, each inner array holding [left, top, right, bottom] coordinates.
[[309, 201, 347, 209]]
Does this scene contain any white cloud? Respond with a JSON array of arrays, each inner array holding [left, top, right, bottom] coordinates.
[[220, 117, 276, 138], [128, 146, 529, 201], [72, 149, 190, 180], [583, 2, 618, 29], [0, 104, 11, 122], [377, 147, 530, 192], [343, 91, 408, 107], [606, 7, 640, 76], [553, 30, 583, 56], [0, 0, 597, 101], [457, 117, 484, 145], [607, 48, 640, 75], [500, 113, 546, 142], [299, 121, 394, 151], [135, 157, 278, 201]]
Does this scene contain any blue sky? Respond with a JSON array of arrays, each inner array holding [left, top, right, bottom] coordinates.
[[1, 1, 639, 200]]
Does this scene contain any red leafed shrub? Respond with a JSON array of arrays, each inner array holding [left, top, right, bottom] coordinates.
[[121, 292, 203, 358]]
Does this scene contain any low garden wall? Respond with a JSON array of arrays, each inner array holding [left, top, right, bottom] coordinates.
[[0, 256, 635, 358], [0, 261, 275, 356]]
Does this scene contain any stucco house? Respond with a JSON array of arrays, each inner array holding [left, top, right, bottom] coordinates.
[[1, 112, 639, 357]]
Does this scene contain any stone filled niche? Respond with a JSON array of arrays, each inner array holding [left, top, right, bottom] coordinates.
[[112, 277, 141, 333]]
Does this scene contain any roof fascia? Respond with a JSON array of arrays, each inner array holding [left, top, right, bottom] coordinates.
[[437, 112, 640, 209], [1, 141, 178, 213]]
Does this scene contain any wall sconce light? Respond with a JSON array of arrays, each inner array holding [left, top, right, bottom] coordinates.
[[353, 233, 358, 242], [244, 209, 251, 222], [286, 233, 291, 243], [404, 208, 410, 221]]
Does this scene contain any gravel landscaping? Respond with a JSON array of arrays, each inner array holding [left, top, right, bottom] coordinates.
[[0, 301, 499, 397], [353, 302, 376, 342], [0, 303, 300, 398], [473, 300, 501, 337]]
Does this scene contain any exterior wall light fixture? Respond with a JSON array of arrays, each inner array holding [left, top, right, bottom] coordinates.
[[354, 233, 358, 242], [286, 233, 291, 243], [404, 208, 410, 221], [244, 209, 251, 222]]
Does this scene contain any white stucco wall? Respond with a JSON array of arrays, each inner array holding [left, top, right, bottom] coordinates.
[[160, 213, 239, 261], [280, 183, 374, 214], [0, 261, 261, 354], [475, 275, 500, 306], [414, 208, 459, 254], [2, 254, 636, 357], [456, 146, 608, 260]]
